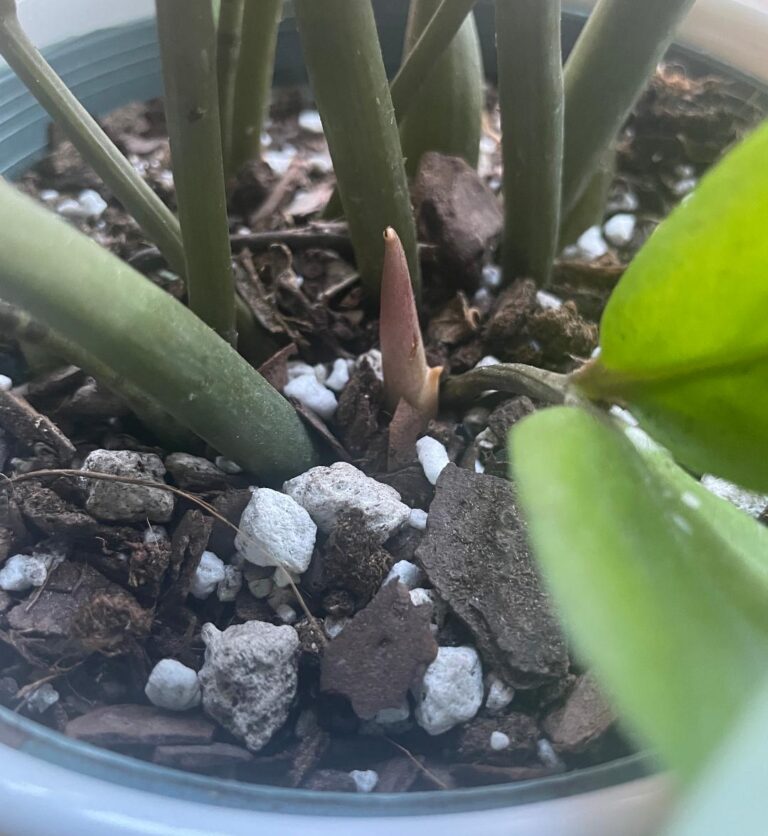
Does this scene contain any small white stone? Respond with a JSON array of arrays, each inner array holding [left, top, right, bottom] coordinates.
[[313, 364, 329, 385], [247, 576, 275, 599], [490, 731, 511, 751], [39, 188, 59, 202], [214, 456, 242, 475], [603, 213, 636, 247], [538, 738, 563, 769], [0, 375, 12, 391], [356, 349, 383, 381], [26, 683, 60, 714], [415, 646, 484, 735], [190, 551, 226, 600], [385, 560, 425, 590], [56, 197, 84, 217], [77, 189, 108, 218], [474, 459, 486, 474], [199, 621, 299, 752], [287, 361, 316, 380], [416, 437, 450, 486], [283, 374, 338, 420], [143, 525, 169, 546], [81, 450, 173, 523], [536, 290, 563, 310], [324, 616, 348, 639], [298, 109, 324, 134], [236, 488, 317, 575], [576, 226, 609, 259], [474, 355, 501, 369], [145, 659, 201, 711], [217, 565, 243, 602], [0, 554, 49, 592], [264, 145, 297, 175], [284, 462, 410, 543], [408, 508, 428, 530], [375, 702, 410, 724], [485, 674, 516, 715], [701, 475, 768, 518], [350, 769, 379, 793], [273, 567, 299, 588], [481, 264, 502, 289], [325, 358, 351, 393], [408, 587, 433, 609], [275, 603, 297, 625], [672, 177, 697, 197]]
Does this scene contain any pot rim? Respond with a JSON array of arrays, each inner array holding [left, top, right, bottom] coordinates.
[[0, 0, 764, 819]]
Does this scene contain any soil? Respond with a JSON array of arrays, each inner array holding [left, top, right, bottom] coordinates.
[[0, 63, 765, 793]]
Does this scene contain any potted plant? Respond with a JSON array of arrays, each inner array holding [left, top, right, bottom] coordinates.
[[0, 1, 764, 834]]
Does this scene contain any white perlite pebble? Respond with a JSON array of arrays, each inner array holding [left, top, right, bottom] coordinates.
[[0, 554, 50, 592], [324, 616, 348, 639], [325, 358, 351, 393], [415, 646, 484, 735], [217, 565, 243, 602], [701, 475, 768, 518], [145, 659, 201, 711], [26, 683, 60, 714], [416, 437, 450, 486], [0, 375, 12, 391], [603, 213, 636, 247], [576, 225, 609, 259], [77, 189, 108, 218], [474, 355, 501, 369], [275, 604, 297, 625], [490, 731, 511, 751], [385, 560, 425, 590], [190, 551, 226, 600], [81, 449, 174, 523], [286, 361, 316, 381], [485, 674, 516, 715], [284, 462, 410, 543], [350, 769, 379, 793], [283, 374, 338, 420], [356, 349, 383, 381], [199, 621, 299, 752], [408, 508, 428, 531], [536, 290, 563, 310], [298, 109, 324, 134], [236, 488, 317, 575]]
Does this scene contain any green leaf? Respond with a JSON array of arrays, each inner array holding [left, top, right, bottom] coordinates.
[[664, 675, 768, 835], [510, 406, 768, 780], [575, 121, 768, 491]]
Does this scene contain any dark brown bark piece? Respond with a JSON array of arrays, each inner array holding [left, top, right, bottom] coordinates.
[[152, 742, 253, 773], [320, 581, 437, 719], [416, 465, 569, 687], [66, 704, 215, 746], [542, 673, 615, 755], [303, 769, 357, 792], [455, 714, 540, 765], [335, 359, 383, 459], [412, 152, 502, 291], [166, 510, 212, 602], [0, 389, 76, 463]]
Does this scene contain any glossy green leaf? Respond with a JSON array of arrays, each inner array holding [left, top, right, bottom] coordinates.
[[510, 406, 768, 780], [664, 674, 768, 835], [574, 122, 768, 491]]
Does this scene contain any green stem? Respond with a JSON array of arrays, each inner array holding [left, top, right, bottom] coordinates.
[[216, 0, 245, 175], [496, 0, 563, 286], [0, 1, 186, 276], [156, 0, 236, 345], [229, 0, 283, 175], [0, 302, 198, 451], [0, 178, 319, 482], [399, 0, 483, 177], [559, 148, 615, 247], [442, 363, 568, 406], [295, 0, 419, 302], [562, 0, 696, 215]]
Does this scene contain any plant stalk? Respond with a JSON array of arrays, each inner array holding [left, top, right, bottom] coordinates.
[[295, 0, 420, 302], [496, 0, 563, 286], [156, 0, 237, 345], [399, 0, 483, 177], [561, 0, 696, 215], [0, 0, 186, 276], [442, 363, 568, 406], [228, 0, 283, 175], [0, 179, 319, 482], [216, 0, 245, 175]]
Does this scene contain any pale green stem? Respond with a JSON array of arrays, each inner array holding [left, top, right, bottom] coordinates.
[[217, 0, 245, 174]]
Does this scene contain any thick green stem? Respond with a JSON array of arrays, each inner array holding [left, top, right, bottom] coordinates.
[[0, 179, 319, 482], [0, 302, 198, 450], [442, 363, 568, 406], [0, 1, 185, 276], [562, 0, 696, 215], [295, 0, 419, 302], [216, 0, 245, 175], [156, 0, 236, 345], [399, 0, 483, 177], [496, 0, 563, 286], [229, 0, 282, 175]]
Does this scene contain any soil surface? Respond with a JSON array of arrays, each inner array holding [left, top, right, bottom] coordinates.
[[0, 64, 765, 793]]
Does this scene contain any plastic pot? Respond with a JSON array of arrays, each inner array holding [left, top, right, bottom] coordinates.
[[0, 2, 765, 834]]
